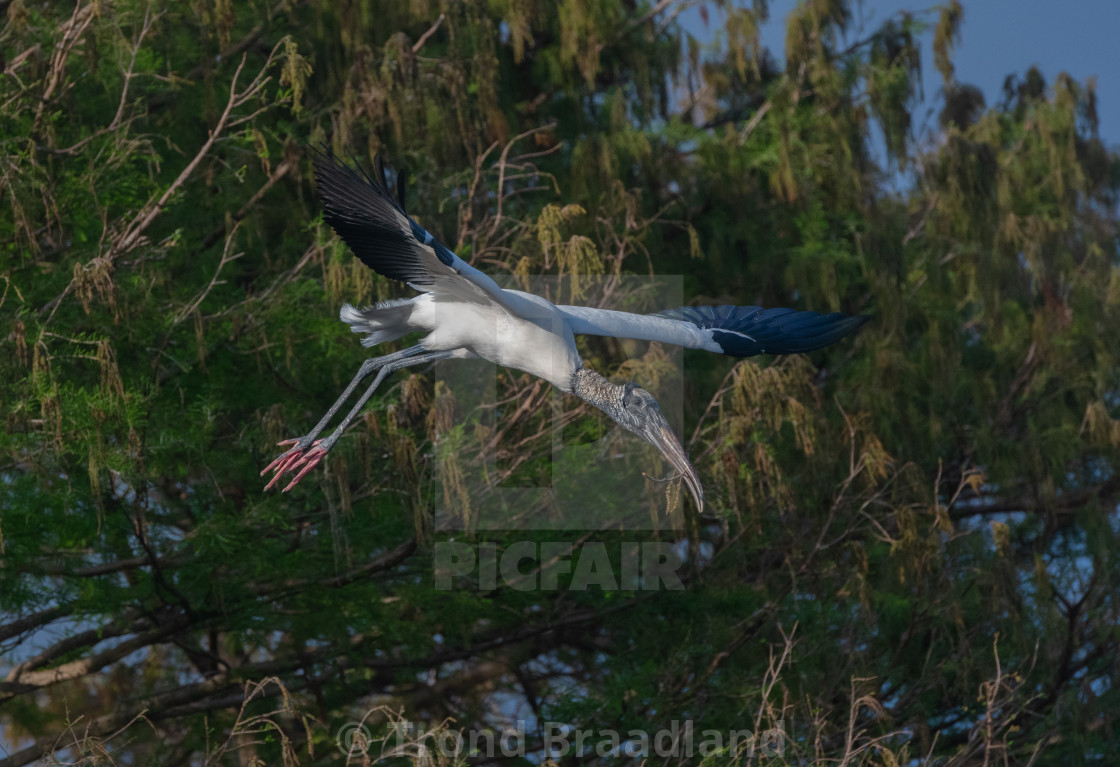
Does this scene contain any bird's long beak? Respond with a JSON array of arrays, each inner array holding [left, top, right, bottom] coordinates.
[[639, 417, 704, 514]]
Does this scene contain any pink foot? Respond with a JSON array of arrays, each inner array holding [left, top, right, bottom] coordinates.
[[281, 446, 328, 492], [262, 439, 324, 491]]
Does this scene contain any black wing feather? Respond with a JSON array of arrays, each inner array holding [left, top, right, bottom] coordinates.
[[654, 305, 869, 357], [310, 147, 444, 287], [396, 165, 408, 216], [374, 153, 387, 193]]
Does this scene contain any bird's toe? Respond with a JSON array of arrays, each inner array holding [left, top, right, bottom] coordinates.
[[263, 438, 330, 491], [281, 447, 327, 492]]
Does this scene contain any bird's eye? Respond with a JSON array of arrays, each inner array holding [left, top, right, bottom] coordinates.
[[622, 385, 637, 409]]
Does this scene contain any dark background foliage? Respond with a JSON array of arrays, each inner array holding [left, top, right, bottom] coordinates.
[[1, 0, 1118, 764]]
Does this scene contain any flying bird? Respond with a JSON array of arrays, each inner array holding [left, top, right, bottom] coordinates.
[[262, 149, 869, 512]]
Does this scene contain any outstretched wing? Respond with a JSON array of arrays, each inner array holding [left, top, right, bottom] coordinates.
[[557, 304, 869, 357], [311, 147, 518, 311]]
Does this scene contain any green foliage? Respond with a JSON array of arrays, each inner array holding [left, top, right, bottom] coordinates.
[[1, 0, 1118, 765]]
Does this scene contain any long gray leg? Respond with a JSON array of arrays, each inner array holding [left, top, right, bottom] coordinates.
[[319, 350, 453, 452], [262, 345, 428, 487], [265, 348, 454, 491]]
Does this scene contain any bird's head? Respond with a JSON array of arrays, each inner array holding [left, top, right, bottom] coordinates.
[[572, 369, 704, 513]]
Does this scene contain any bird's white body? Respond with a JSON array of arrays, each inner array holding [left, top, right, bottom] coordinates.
[[348, 291, 583, 390]]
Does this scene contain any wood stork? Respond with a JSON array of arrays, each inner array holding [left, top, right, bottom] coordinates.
[[262, 148, 869, 512]]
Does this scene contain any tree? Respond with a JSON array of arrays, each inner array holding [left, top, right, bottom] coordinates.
[[1, 0, 1117, 764]]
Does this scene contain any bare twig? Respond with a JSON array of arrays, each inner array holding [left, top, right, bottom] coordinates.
[[32, 0, 97, 133], [739, 100, 772, 143], [172, 224, 244, 328], [902, 191, 939, 244], [199, 157, 294, 250], [38, 41, 286, 325], [2, 44, 42, 76], [49, 2, 161, 156], [109, 52, 264, 259], [486, 122, 558, 240], [411, 14, 445, 53]]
